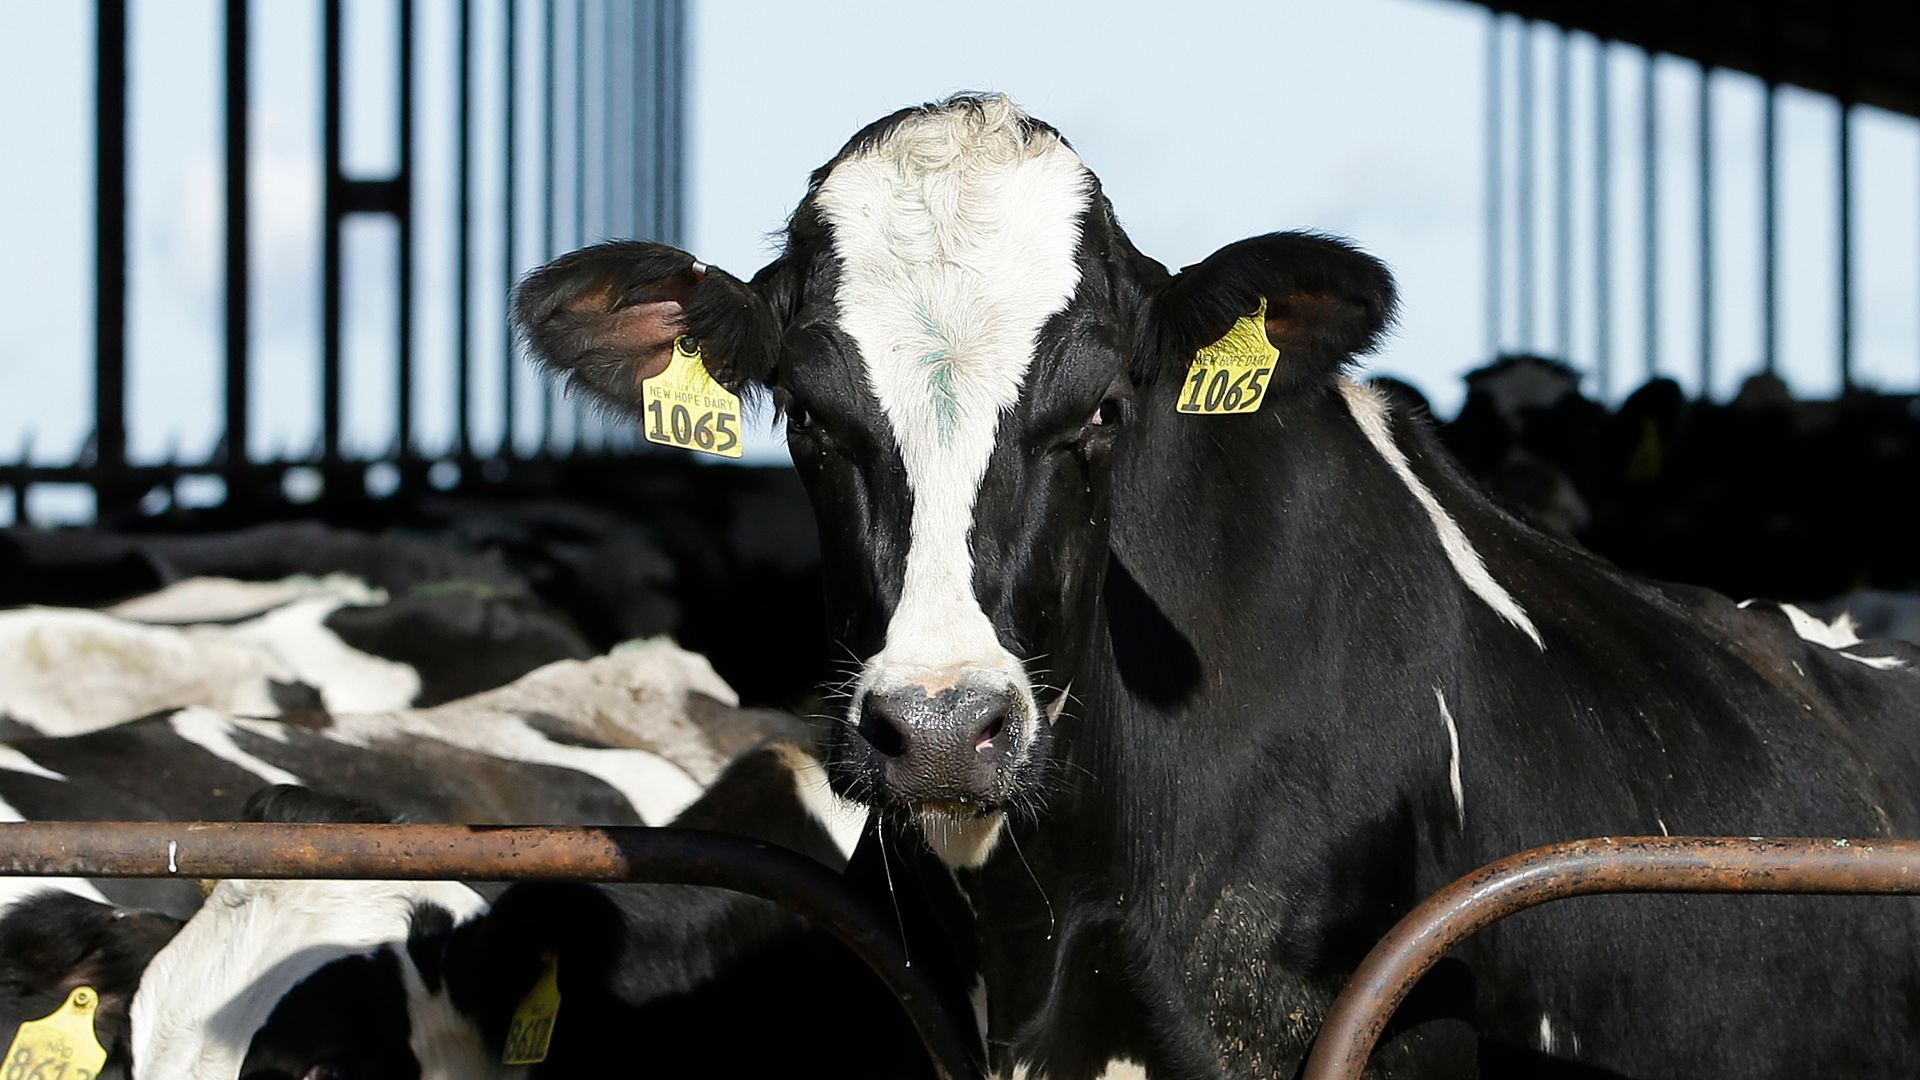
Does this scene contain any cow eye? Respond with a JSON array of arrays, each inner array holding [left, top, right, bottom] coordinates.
[[1087, 397, 1123, 429], [785, 401, 814, 432]]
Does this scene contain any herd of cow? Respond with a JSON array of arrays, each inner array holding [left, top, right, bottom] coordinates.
[[4, 93, 1920, 1078]]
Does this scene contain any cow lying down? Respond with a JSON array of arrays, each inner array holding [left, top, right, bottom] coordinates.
[[0, 638, 825, 922], [0, 741, 891, 1080], [0, 573, 594, 738]]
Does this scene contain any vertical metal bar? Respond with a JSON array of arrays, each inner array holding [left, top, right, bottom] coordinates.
[[1485, 14, 1503, 358], [1554, 28, 1572, 362], [397, 0, 414, 456], [602, 0, 618, 241], [223, 0, 250, 469], [1595, 38, 1613, 399], [634, 0, 652, 238], [1641, 50, 1658, 383], [541, 0, 557, 451], [1760, 2, 1780, 379], [1835, 8, 1853, 392], [574, 0, 586, 249], [456, 0, 472, 457], [1837, 105, 1852, 391], [321, 0, 342, 462], [667, 0, 683, 244], [1516, 21, 1535, 351], [1698, 63, 1714, 396], [1762, 79, 1779, 376], [94, 0, 128, 509], [573, 0, 588, 451], [504, 0, 518, 456]]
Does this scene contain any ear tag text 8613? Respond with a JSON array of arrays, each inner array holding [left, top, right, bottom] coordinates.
[[501, 953, 561, 1066], [1178, 297, 1278, 416], [4, 986, 109, 1080], [641, 337, 744, 458]]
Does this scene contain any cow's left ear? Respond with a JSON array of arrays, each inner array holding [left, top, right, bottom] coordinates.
[[513, 241, 782, 412], [1147, 231, 1396, 391]]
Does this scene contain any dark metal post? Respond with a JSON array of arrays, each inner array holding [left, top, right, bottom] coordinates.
[[1554, 29, 1571, 361], [1485, 14, 1503, 358], [573, 0, 590, 451], [634, 0, 655, 239], [1834, 7, 1854, 393], [1698, 63, 1714, 396], [665, 0, 684, 244], [504, 0, 519, 456], [321, 0, 342, 463], [541, 0, 558, 450], [223, 0, 250, 471], [94, 0, 129, 510], [1838, 103, 1852, 391], [1762, 37, 1779, 378], [397, 0, 415, 457], [1642, 50, 1659, 384], [1595, 37, 1613, 399], [1516, 22, 1535, 351], [604, 0, 623, 241], [455, 1, 473, 458]]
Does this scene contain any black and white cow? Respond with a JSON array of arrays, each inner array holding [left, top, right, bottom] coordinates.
[[516, 93, 1920, 1078], [120, 740, 886, 1080], [0, 639, 808, 921], [0, 573, 596, 738]]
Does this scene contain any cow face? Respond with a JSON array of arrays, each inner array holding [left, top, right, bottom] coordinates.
[[517, 93, 1394, 864]]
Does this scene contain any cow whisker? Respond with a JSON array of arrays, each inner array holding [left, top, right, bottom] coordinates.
[[873, 815, 911, 969], [1004, 825, 1055, 941]]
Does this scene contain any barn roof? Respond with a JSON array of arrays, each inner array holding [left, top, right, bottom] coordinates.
[[1453, 1, 1920, 119]]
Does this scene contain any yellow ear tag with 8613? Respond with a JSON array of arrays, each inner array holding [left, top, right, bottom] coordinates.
[[1177, 297, 1279, 415], [641, 337, 744, 458], [501, 952, 561, 1066], [4, 986, 109, 1080]]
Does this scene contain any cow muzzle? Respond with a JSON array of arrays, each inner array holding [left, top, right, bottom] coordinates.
[[852, 681, 1027, 807]]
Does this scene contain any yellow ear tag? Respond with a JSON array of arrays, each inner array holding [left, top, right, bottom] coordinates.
[[501, 953, 561, 1066], [641, 337, 745, 458], [1177, 297, 1279, 415], [3, 986, 109, 1080]]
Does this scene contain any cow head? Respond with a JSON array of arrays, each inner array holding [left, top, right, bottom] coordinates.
[[517, 93, 1393, 864]]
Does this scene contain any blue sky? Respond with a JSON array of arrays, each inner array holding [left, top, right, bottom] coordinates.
[[3, 0, 1917, 523]]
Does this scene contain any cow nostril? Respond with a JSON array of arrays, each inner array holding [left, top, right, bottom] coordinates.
[[974, 712, 1007, 752], [857, 697, 910, 758]]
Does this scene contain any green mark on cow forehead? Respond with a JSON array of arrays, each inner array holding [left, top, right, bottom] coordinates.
[[913, 299, 961, 438]]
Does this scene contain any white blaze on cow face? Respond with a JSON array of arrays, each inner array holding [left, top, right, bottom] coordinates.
[[812, 94, 1092, 745]]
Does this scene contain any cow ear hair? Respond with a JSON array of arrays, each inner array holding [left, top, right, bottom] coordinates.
[[513, 241, 781, 413], [1149, 231, 1396, 392]]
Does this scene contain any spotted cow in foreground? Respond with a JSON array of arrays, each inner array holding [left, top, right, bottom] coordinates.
[[120, 750, 896, 1080], [517, 93, 1920, 1078], [0, 640, 863, 1078]]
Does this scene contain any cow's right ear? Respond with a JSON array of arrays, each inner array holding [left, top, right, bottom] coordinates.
[[512, 241, 781, 411]]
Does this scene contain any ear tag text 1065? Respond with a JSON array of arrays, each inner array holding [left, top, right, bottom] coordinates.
[[3, 986, 109, 1080], [1178, 297, 1278, 416], [501, 953, 561, 1065], [641, 337, 744, 458]]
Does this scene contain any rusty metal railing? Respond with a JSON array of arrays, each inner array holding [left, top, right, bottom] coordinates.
[[1302, 835, 1920, 1080], [0, 821, 979, 1080]]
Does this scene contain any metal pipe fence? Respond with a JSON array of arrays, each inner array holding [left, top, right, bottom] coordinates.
[[1302, 835, 1920, 1080], [1, 0, 687, 526], [0, 820, 981, 1080], [1477, 2, 1920, 400]]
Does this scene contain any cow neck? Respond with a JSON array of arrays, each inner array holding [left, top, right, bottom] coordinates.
[[963, 379, 1496, 1076]]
